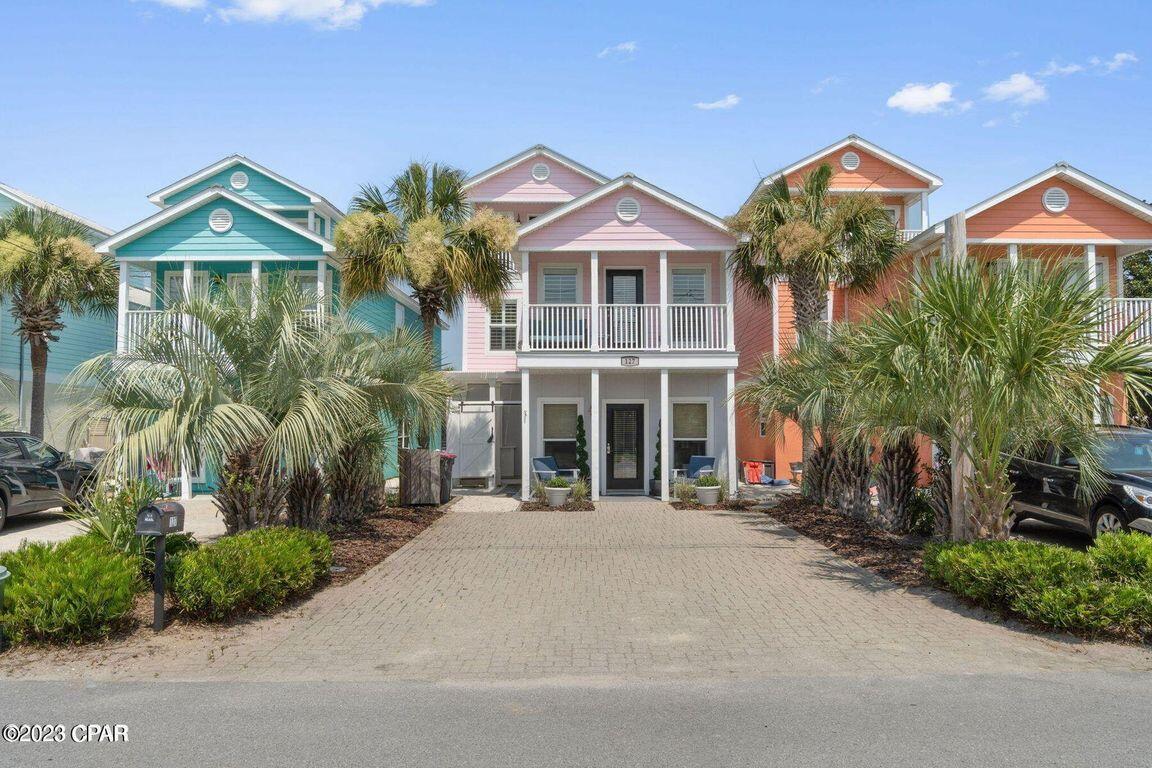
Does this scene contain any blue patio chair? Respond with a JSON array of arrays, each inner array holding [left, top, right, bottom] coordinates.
[[671, 455, 716, 481], [532, 456, 581, 484]]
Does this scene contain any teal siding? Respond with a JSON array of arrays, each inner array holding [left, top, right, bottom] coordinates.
[[162, 164, 311, 208], [346, 292, 397, 333], [0, 308, 115, 383], [117, 199, 325, 259]]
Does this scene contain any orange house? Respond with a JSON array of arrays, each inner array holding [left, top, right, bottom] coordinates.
[[734, 138, 1152, 482]]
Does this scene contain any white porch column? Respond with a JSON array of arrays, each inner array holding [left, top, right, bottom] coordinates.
[[770, 280, 780, 358], [116, 260, 129, 354], [180, 259, 194, 500], [307, 209, 316, 233], [659, 251, 669, 351], [723, 251, 735, 351], [1007, 243, 1019, 269], [590, 369, 601, 500], [1085, 244, 1098, 291], [488, 379, 498, 490], [660, 368, 671, 501], [316, 261, 327, 314], [250, 260, 261, 311], [590, 251, 600, 351], [726, 368, 738, 498], [182, 260, 194, 299], [520, 250, 531, 350], [520, 368, 532, 500], [919, 191, 929, 231]]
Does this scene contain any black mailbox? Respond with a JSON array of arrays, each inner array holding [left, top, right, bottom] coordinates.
[[135, 502, 185, 537]]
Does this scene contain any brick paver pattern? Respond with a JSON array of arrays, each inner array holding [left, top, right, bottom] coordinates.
[[9, 496, 1150, 681]]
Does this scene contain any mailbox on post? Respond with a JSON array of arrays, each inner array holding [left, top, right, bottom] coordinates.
[[135, 501, 185, 632]]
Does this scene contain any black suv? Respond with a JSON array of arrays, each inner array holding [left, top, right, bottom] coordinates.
[[1008, 426, 1152, 538], [0, 432, 97, 531]]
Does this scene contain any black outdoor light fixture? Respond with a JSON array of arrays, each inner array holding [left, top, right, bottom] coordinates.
[[135, 501, 185, 632]]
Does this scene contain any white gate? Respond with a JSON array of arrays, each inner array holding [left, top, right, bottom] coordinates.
[[448, 405, 495, 485]]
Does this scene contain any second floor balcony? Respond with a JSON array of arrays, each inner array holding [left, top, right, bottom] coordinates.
[[522, 302, 730, 352]]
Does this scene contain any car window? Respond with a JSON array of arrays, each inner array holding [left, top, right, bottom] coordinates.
[[0, 438, 22, 462], [1099, 435, 1152, 472], [18, 437, 59, 463]]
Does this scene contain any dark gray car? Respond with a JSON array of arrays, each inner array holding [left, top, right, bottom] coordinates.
[[0, 432, 97, 531]]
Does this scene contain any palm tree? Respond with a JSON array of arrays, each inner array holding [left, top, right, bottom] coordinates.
[[0, 206, 117, 438], [68, 279, 452, 533], [848, 261, 1152, 540], [334, 162, 519, 348]]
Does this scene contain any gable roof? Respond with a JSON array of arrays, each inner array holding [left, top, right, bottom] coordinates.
[[147, 154, 343, 219], [0, 182, 113, 236], [760, 134, 944, 191], [463, 145, 610, 191], [907, 162, 1152, 248], [96, 186, 335, 255], [516, 173, 733, 239]]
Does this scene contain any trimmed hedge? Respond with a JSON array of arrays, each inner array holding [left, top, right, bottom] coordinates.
[[924, 533, 1152, 639], [0, 537, 142, 644], [171, 527, 332, 621]]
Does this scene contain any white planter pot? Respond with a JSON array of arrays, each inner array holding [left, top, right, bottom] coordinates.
[[545, 487, 572, 508], [695, 486, 721, 506]]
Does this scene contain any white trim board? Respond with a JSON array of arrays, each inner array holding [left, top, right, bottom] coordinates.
[[463, 145, 610, 191], [96, 186, 336, 255]]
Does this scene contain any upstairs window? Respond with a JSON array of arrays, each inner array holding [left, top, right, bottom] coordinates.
[[671, 268, 708, 304], [489, 300, 517, 351], [541, 267, 580, 304]]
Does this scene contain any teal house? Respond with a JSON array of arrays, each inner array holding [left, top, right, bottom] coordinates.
[[0, 182, 117, 447], [96, 155, 433, 497]]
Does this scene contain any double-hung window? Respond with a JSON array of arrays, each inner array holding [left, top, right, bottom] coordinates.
[[672, 401, 709, 469], [489, 300, 517, 351], [541, 402, 579, 469], [541, 267, 579, 303]]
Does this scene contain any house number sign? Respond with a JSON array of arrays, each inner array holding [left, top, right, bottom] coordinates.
[[620, 356, 640, 367]]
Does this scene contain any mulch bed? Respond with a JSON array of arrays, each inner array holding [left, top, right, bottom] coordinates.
[[763, 495, 931, 588], [520, 500, 596, 511], [325, 501, 449, 583], [671, 498, 758, 511]]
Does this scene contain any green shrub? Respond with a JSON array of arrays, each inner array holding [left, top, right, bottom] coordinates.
[[1089, 532, 1152, 585], [63, 479, 164, 561], [695, 474, 721, 487], [545, 476, 571, 488], [906, 488, 936, 537], [172, 527, 332, 621], [569, 479, 591, 503], [924, 540, 1093, 608], [673, 480, 695, 504], [1013, 582, 1152, 634], [0, 537, 142, 644]]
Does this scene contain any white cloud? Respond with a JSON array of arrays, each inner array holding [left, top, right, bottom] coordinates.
[[141, 0, 430, 28], [1092, 51, 1138, 72], [1038, 60, 1084, 77], [983, 72, 1047, 105], [811, 76, 842, 94], [694, 94, 741, 110], [597, 41, 637, 60], [885, 82, 958, 114]]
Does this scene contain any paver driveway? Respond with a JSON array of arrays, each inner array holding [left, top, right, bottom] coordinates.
[[8, 495, 1150, 681]]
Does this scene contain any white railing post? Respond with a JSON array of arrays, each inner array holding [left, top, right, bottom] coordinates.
[[250, 260, 261, 313], [724, 251, 735, 351], [920, 191, 929, 231], [726, 368, 738, 498], [520, 369, 532, 501], [590, 251, 600, 351], [316, 261, 326, 316], [1008, 243, 1019, 269], [1085, 244, 1098, 292], [590, 369, 600, 500], [520, 250, 531, 350], [660, 368, 671, 502], [116, 260, 129, 354], [659, 251, 669, 351]]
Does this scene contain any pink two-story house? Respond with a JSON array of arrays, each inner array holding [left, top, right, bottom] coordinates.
[[447, 146, 740, 500]]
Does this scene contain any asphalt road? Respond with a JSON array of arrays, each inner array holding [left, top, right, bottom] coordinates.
[[3, 673, 1150, 767]]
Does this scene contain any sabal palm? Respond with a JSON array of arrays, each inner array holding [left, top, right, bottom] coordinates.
[[729, 163, 905, 335], [847, 261, 1152, 540], [335, 162, 519, 346], [68, 279, 452, 492], [0, 206, 117, 437]]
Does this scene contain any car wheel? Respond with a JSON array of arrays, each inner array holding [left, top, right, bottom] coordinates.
[[0, 495, 7, 533], [1092, 506, 1128, 538]]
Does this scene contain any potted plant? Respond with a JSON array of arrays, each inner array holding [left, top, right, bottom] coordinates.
[[544, 477, 572, 507], [694, 474, 722, 506]]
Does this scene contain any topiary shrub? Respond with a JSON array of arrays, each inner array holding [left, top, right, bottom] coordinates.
[[1088, 532, 1152, 585], [0, 537, 142, 644], [171, 527, 332, 621]]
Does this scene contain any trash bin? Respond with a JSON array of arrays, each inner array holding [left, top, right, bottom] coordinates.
[[439, 453, 456, 504]]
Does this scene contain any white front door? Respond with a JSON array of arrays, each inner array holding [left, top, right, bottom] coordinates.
[[455, 409, 495, 481]]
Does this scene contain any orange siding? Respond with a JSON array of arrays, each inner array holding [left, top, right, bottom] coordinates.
[[784, 146, 931, 192], [967, 180, 1152, 241]]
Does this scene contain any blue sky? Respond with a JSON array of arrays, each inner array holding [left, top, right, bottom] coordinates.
[[2, 0, 1149, 365]]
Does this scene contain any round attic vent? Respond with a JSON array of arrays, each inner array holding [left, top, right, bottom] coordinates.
[[230, 170, 249, 190], [531, 162, 551, 181], [208, 208, 234, 233], [616, 196, 641, 222], [841, 151, 861, 171], [1042, 186, 1070, 213]]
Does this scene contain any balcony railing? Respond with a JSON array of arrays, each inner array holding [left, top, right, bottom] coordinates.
[[1101, 298, 1152, 344], [523, 303, 729, 352], [898, 229, 923, 242], [122, 306, 325, 353]]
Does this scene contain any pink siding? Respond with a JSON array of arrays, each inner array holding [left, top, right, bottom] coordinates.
[[526, 251, 726, 304], [518, 188, 736, 252], [467, 156, 601, 203], [966, 180, 1152, 241], [785, 145, 931, 192], [475, 201, 564, 225], [462, 292, 518, 372]]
